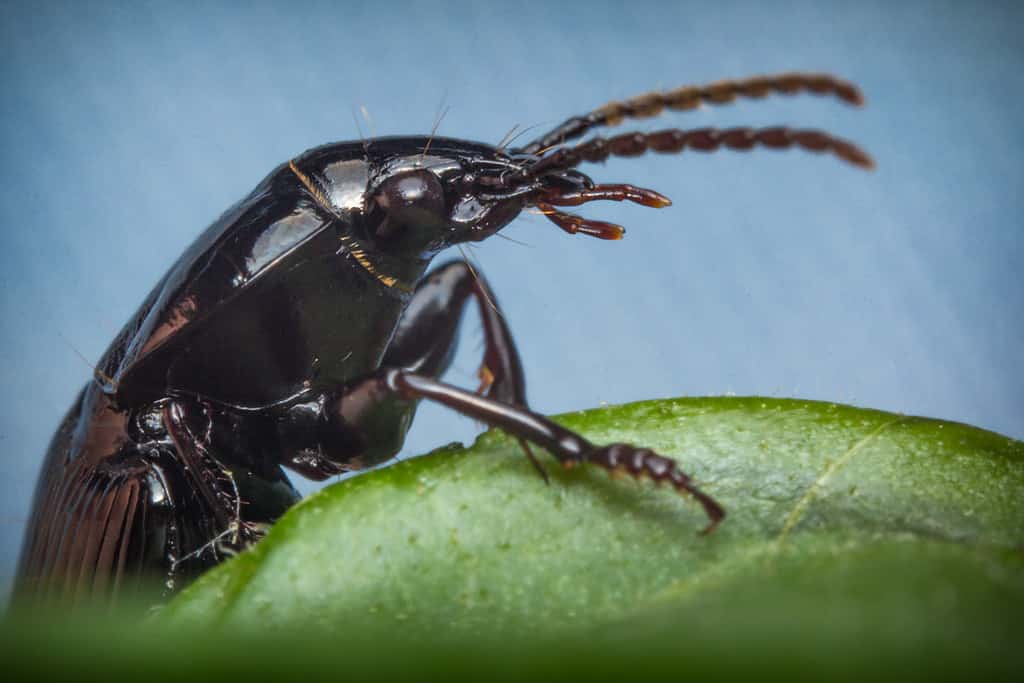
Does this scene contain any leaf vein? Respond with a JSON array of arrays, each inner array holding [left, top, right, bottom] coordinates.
[[776, 415, 909, 547]]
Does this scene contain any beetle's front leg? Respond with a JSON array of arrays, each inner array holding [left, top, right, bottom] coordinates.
[[382, 260, 526, 406], [336, 368, 724, 533], [380, 260, 549, 480], [278, 260, 536, 480]]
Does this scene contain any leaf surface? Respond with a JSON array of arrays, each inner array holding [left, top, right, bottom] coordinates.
[[162, 397, 1023, 661]]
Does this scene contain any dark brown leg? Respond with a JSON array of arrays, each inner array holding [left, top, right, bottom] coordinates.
[[381, 260, 547, 480], [383, 260, 526, 407], [337, 368, 725, 534], [272, 261, 547, 482]]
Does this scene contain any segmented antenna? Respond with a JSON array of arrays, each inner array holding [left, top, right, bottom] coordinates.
[[527, 126, 874, 178], [516, 73, 864, 156]]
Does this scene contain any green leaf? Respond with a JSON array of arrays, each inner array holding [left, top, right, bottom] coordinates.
[[6, 398, 1022, 681], [161, 399, 1022, 668]]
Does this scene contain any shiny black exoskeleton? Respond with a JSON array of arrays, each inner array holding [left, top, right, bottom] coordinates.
[[17, 73, 872, 603]]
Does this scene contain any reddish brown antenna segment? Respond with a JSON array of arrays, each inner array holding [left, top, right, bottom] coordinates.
[[516, 72, 865, 156], [531, 126, 875, 176], [514, 77, 872, 248]]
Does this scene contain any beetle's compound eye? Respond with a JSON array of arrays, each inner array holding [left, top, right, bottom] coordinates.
[[372, 170, 446, 244]]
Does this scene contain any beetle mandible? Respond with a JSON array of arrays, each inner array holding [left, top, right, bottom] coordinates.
[[16, 73, 872, 603]]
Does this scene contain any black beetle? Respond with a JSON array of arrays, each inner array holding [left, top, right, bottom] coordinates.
[[16, 73, 871, 603]]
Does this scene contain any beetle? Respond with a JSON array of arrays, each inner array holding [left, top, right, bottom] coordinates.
[[16, 73, 871, 604]]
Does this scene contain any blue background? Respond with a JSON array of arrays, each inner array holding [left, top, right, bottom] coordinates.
[[1, 0, 1021, 595]]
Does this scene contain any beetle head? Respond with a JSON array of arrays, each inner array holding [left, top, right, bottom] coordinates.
[[296, 75, 875, 292], [300, 84, 875, 291], [360, 137, 664, 254], [358, 139, 541, 255], [363, 160, 524, 254], [356, 136, 655, 250], [292, 135, 674, 291]]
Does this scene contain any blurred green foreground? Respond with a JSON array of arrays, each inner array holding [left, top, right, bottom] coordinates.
[[5, 397, 1022, 681]]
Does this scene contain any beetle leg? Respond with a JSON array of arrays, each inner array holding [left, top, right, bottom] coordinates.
[[381, 260, 548, 482], [383, 260, 526, 406], [164, 400, 239, 536], [336, 369, 724, 533], [162, 399, 294, 556]]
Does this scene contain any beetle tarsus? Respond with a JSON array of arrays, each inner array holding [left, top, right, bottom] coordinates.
[[586, 443, 725, 535]]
